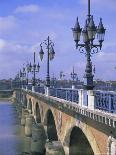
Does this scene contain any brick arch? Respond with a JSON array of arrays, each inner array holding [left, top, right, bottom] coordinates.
[[21, 91, 24, 103], [23, 94, 27, 108], [43, 108, 58, 141], [33, 102, 41, 123], [43, 108, 53, 125], [63, 123, 101, 155], [69, 126, 94, 154], [27, 98, 33, 114], [16, 91, 20, 102], [43, 108, 58, 129]]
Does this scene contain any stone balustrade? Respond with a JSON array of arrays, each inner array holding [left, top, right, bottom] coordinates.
[[21, 86, 116, 114], [21, 89, 116, 128]]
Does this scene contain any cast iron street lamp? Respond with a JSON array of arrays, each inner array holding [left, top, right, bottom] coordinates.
[[72, 0, 106, 90], [39, 36, 55, 88], [93, 65, 95, 74], [21, 67, 26, 88], [29, 52, 40, 87], [14, 72, 20, 88], [51, 73, 56, 88], [60, 71, 65, 80], [25, 62, 31, 86], [71, 66, 77, 89], [19, 69, 23, 88]]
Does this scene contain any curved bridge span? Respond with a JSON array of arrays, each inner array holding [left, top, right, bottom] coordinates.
[[13, 89, 116, 155]]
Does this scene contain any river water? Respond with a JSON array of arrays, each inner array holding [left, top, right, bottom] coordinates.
[[0, 101, 31, 155]]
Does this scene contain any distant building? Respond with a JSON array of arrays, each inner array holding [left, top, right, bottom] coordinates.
[[50, 78, 83, 89], [94, 79, 116, 91], [0, 79, 12, 90]]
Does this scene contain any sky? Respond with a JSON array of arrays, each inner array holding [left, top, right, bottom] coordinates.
[[0, 0, 116, 81]]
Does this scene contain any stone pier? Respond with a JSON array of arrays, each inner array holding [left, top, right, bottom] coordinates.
[[31, 123, 46, 154], [21, 108, 29, 126], [25, 115, 33, 137], [45, 141, 65, 155]]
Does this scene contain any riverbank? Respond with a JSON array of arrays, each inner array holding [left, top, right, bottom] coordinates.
[[0, 97, 13, 102]]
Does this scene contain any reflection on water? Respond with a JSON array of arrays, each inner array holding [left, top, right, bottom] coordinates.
[[0, 101, 31, 155]]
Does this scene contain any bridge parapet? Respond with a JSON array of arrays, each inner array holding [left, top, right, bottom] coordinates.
[[16, 86, 116, 114], [94, 90, 116, 113], [49, 88, 79, 103], [20, 89, 116, 129]]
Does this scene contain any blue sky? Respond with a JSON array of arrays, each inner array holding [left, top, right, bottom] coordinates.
[[0, 0, 116, 81]]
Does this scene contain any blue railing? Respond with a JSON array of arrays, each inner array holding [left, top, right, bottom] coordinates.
[[94, 91, 116, 113], [23, 85, 116, 114], [34, 86, 45, 94], [49, 88, 79, 103], [24, 86, 79, 103]]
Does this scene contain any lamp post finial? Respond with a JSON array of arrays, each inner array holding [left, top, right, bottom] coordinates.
[[88, 0, 91, 17]]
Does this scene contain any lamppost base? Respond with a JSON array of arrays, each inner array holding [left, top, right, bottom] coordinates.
[[72, 85, 75, 89], [45, 87, 50, 96], [32, 86, 35, 92], [46, 76, 50, 88], [26, 86, 28, 90], [83, 75, 94, 90], [83, 85, 94, 90], [87, 90, 95, 110]]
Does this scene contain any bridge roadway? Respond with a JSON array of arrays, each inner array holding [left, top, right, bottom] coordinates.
[[13, 88, 116, 155]]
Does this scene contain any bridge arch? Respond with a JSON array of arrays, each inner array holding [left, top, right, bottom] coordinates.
[[21, 91, 24, 103], [34, 102, 41, 123], [44, 109, 58, 141], [23, 94, 27, 108], [16, 91, 20, 101], [27, 98, 32, 114], [63, 123, 101, 155], [69, 126, 94, 155]]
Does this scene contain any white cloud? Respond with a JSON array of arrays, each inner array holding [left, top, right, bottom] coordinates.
[[0, 39, 6, 49], [0, 16, 16, 32], [14, 4, 40, 14], [0, 39, 30, 55], [0, 39, 34, 64], [97, 51, 116, 63], [0, 38, 38, 78]]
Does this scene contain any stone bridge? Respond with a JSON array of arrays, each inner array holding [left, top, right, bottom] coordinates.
[[13, 88, 116, 155]]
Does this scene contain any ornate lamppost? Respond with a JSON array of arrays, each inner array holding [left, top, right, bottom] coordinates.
[[25, 62, 31, 87], [29, 52, 40, 92], [19, 69, 23, 88], [14, 72, 20, 88], [39, 36, 55, 95], [21, 67, 26, 88], [93, 65, 95, 75], [60, 71, 65, 88], [72, 0, 106, 90], [71, 66, 77, 89], [51, 73, 56, 88], [60, 71, 65, 80]]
